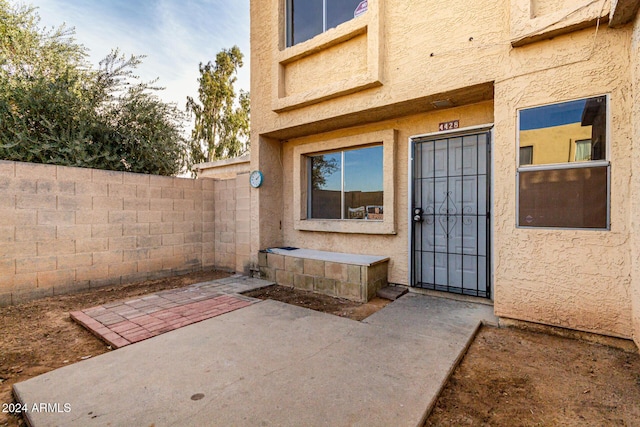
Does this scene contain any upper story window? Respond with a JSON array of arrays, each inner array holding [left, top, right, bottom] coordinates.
[[286, 0, 368, 47], [517, 96, 609, 229]]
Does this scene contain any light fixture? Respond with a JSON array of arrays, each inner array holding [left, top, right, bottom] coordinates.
[[431, 99, 454, 109]]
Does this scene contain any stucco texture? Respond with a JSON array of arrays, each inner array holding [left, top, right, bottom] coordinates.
[[631, 9, 640, 347], [493, 27, 634, 339], [250, 0, 638, 341], [281, 104, 494, 286], [251, 0, 506, 138], [510, 0, 610, 46]]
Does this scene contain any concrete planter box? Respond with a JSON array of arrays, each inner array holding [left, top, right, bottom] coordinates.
[[259, 248, 389, 303]]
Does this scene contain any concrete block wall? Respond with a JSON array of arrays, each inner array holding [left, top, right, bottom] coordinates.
[[0, 160, 251, 306], [258, 251, 388, 303], [214, 179, 236, 272], [234, 173, 251, 274], [212, 173, 252, 275]]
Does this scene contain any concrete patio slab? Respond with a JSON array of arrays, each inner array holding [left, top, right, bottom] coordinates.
[[14, 293, 497, 427]]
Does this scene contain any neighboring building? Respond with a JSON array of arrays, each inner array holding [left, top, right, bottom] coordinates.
[[248, 0, 640, 348]]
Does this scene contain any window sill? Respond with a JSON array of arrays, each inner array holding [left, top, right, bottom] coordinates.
[[273, 0, 384, 112], [296, 219, 396, 235]]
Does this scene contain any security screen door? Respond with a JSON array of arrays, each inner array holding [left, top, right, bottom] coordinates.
[[411, 132, 490, 298]]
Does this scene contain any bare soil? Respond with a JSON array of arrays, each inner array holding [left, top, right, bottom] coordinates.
[[425, 326, 640, 426], [0, 269, 229, 427], [2, 277, 639, 427], [243, 284, 391, 321]]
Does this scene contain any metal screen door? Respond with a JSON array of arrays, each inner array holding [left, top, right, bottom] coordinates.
[[411, 132, 490, 298]]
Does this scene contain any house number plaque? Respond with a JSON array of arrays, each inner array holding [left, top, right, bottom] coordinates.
[[439, 120, 460, 131]]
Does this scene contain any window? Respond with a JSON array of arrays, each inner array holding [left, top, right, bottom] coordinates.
[[519, 146, 533, 166], [517, 96, 609, 229], [574, 139, 592, 161], [293, 129, 396, 234], [286, 0, 367, 47], [308, 145, 383, 220]]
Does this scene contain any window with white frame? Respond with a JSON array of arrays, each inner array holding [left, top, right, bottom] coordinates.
[[517, 95, 609, 229], [308, 145, 383, 220], [286, 0, 368, 47]]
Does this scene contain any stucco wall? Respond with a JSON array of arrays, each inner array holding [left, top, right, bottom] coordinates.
[[251, 0, 507, 138], [510, 0, 610, 45], [493, 27, 634, 339], [250, 0, 637, 340], [0, 161, 251, 306], [281, 103, 494, 286], [631, 10, 640, 347], [250, 135, 284, 258]]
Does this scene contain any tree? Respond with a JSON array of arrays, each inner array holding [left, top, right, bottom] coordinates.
[[311, 156, 339, 190], [186, 46, 250, 167], [0, 1, 187, 176]]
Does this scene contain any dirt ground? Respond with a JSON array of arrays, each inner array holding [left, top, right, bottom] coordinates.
[[0, 269, 229, 427], [243, 284, 391, 321], [2, 276, 639, 427], [426, 326, 640, 426]]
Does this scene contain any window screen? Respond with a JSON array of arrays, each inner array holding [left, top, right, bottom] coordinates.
[[518, 166, 608, 228], [310, 152, 342, 219]]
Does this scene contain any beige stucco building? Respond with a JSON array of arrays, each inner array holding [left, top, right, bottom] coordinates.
[[247, 0, 640, 348]]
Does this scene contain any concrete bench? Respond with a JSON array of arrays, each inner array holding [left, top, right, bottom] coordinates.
[[258, 248, 389, 303]]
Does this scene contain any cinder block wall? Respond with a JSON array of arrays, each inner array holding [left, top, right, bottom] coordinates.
[[214, 178, 236, 270], [0, 160, 251, 306], [212, 172, 252, 274], [234, 172, 251, 274]]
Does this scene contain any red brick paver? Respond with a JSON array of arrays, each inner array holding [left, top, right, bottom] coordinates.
[[70, 287, 257, 349]]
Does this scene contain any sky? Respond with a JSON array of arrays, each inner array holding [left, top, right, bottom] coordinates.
[[520, 99, 586, 131], [21, 0, 250, 110], [316, 146, 384, 193]]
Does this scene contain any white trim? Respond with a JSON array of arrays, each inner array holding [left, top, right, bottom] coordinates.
[[322, 0, 327, 33], [518, 159, 610, 172]]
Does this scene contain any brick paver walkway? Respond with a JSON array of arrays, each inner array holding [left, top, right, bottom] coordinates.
[[71, 275, 273, 348]]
